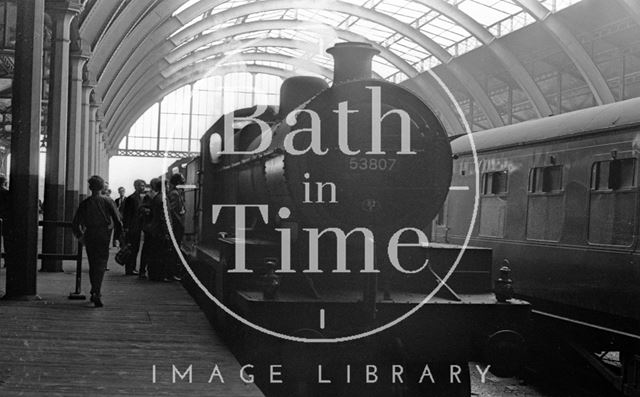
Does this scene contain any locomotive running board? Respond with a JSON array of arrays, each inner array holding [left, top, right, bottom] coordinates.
[[532, 309, 640, 341]]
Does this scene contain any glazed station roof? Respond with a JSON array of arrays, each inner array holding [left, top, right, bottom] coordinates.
[[68, 0, 640, 153]]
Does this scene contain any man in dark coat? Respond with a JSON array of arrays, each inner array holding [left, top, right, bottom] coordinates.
[[143, 178, 165, 281], [138, 179, 157, 279], [114, 187, 126, 211], [121, 179, 146, 275], [165, 174, 186, 281], [72, 175, 122, 307], [0, 174, 9, 267], [113, 187, 126, 247]]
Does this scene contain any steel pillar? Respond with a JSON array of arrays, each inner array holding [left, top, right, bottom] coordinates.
[[88, 96, 99, 177], [63, 45, 89, 253], [6, 0, 45, 297], [41, 0, 82, 272], [80, 70, 94, 199]]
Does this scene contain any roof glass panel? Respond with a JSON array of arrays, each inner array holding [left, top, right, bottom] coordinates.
[[375, 1, 432, 24], [167, 0, 587, 81], [458, 0, 517, 26], [422, 14, 468, 46]]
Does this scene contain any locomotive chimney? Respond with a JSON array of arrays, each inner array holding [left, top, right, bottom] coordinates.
[[326, 42, 380, 85]]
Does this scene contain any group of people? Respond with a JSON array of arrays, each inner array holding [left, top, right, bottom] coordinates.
[[72, 173, 186, 307]]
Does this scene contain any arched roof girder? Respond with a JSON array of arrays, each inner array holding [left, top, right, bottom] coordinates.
[[95, 3, 183, 106], [162, 30, 417, 79], [79, 1, 124, 50], [108, 53, 335, 145], [103, 33, 381, 129], [84, 1, 154, 80], [161, 38, 323, 78], [513, 0, 615, 105], [165, 0, 504, 127], [103, 35, 317, 124], [94, 0, 486, 144], [101, 20, 419, 125], [110, 65, 298, 149], [104, 22, 464, 147], [159, 54, 336, 90], [171, 0, 547, 117], [156, 29, 463, 132], [399, 74, 465, 136], [159, 29, 463, 135], [109, 61, 466, 152], [618, 0, 640, 27], [109, 60, 464, 152], [414, 0, 551, 117]]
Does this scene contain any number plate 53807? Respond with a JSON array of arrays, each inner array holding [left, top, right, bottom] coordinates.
[[348, 158, 397, 171]]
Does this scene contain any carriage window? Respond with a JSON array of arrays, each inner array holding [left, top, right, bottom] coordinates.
[[529, 165, 563, 193], [482, 171, 508, 195], [591, 158, 636, 190]]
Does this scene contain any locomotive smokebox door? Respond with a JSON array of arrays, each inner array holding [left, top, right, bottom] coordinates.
[[268, 42, 453, 238]]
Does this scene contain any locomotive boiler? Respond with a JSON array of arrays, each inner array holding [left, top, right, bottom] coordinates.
[[179, 42, 530, 397]]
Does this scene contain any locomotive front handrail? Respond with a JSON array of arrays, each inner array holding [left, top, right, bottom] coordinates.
[[215, 149, 283, 172]]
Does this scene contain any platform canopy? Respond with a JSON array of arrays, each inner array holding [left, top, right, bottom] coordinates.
[[66, 0, 640, 156]]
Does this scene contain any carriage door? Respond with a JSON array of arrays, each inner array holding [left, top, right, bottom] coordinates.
[[588, 157, 637, 247]]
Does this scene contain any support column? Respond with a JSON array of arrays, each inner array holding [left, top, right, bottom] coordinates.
[[80, 71, 94, 199], [104, 152, 111, 182], [41, 0, 82, 272], [94, 135, 100, 177], [0, 147, 8, 175], [99, 145, 105, 178], [99, 127, 109, 180], [63, 43, 90, 253], [96, 132, 102, 177], [88, 94, 99, 177], [6, 0, 45, 297], [94, 113, 103, 177]]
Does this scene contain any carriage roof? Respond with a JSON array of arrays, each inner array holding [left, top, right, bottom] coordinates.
[[451, 96, 640, 155]]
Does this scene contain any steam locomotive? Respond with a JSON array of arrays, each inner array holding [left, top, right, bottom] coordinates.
[[438, 96, 640, 395], [177, 42, 530, 396]]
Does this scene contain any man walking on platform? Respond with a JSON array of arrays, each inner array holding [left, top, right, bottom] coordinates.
[[121, 179, 146, 275], [72, 175, 122, 307]]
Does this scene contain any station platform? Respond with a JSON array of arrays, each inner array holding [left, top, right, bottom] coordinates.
[[0, 251, 264, 397]]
